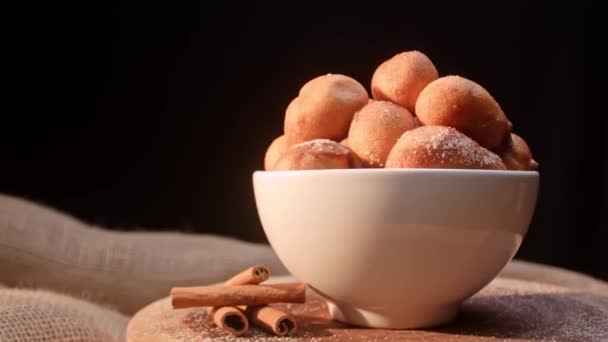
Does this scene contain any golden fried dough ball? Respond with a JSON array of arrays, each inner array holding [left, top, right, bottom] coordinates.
[[284, 74, 368, 145], [348, 100, 418, 167], [340, 137, 349, 147], [415, 75, 512, 149], [371, 51, 439, 113], [274, 139, 362, 170], [494, 133, 538, 170], [264, 135, 289, 171], [385, 126, 506, 170], [413, 116, 422, 127]]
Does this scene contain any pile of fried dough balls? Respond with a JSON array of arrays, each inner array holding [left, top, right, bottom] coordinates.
[[264, 50, 538, 171]]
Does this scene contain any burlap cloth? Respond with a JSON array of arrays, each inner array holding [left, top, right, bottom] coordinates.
[[1, 193, 607, 341], [0, 194, 287, 341], [0, 288, 127, 342]]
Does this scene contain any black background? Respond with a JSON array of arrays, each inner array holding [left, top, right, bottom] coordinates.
[[4, 2, 607, 279]]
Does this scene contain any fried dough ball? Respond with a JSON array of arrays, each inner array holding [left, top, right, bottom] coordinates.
[[348, 100, 418, 167], [274, 139, 362, 170], [371, 51, 439, 113], [494, 133, 538, 170], [284, 74, 368, 145], [415, 76, 512, 149], [264, 135, 289, 171], [340, 137, 349, 147], [385, 126, 506, 170], [413, 116, 422, 127]]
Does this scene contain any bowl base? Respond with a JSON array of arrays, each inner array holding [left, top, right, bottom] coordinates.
[[327, 301, 459, 329]]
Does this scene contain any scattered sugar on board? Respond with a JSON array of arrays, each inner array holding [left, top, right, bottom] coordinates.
[[462, 278, 608, 342], [147, 301, 330, 342], [140, 277, 607, 342]]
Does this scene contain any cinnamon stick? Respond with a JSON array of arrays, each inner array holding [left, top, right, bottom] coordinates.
[[246, 305, 298, 336], [171, 283, 306, 309], [207, 265, 271, 334], [221, 265, 298, 336], [209, 306, 249, 336], [224, 265, 270, 286]]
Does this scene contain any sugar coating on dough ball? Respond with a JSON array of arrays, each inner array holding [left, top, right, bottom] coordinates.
[[385, 126, 506, 170], [371, 50, 439, 113], [284, 74, 368, 145], [264, 135, 289, 171], [348, 100, 418, 167], [494, 133, 538, 170], [274, 139, 362, 170], [415, 75, 512, 149]]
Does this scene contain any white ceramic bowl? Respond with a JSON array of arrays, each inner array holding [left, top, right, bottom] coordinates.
[[253, 168, 539, 329]]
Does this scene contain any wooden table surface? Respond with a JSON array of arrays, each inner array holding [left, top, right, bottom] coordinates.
[[127, 260, 608, 342]]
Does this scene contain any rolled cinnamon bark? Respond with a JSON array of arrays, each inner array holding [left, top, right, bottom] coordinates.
[[209, 306, 249, 336], [221, 265, 298, 336], [224, 265, 270, 286], [207, 265, 271, 334], [171, 283, 306, 309], [246, 305, 298, 336]]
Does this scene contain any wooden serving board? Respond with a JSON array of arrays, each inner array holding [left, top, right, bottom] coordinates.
[[127, 262, 608, 342]]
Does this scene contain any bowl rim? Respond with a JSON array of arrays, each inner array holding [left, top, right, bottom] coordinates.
[[254, 168, 539, 177]]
